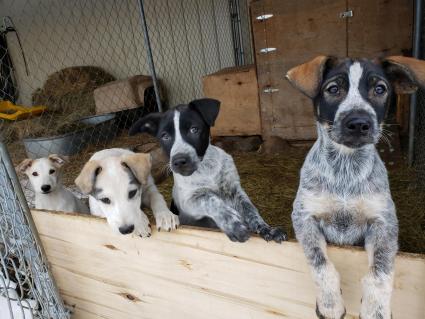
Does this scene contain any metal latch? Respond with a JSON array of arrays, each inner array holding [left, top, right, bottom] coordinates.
[[263, 86, 279, 94], [340, 10, 353, 18]]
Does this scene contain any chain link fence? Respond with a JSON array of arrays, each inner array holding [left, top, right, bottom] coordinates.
[[0, 0, 423, 318], [0, 142, 69, 318], [0, 0, 252, 317]]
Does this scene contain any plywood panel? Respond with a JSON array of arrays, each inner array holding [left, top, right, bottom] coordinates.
[[203, 65, 262, 136], [31, 210, 425, 319], [347, 0, 413, 58], [251, 0, 347, 141]]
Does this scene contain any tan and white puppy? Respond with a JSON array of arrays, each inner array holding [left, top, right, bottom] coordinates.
[[17, 154, 89, 213], [75, 148, 179, 236]]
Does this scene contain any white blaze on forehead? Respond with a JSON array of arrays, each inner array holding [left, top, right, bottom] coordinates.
[[334, 62, 376, 121], [171, 110, 197, 158], [348, 62, 363, 90]]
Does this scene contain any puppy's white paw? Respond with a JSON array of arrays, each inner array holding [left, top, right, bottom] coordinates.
[[360, 272, 393, 319], [134, 213, 152, 238], [316, 297, 346, 319], [155, 210, 179, 232]]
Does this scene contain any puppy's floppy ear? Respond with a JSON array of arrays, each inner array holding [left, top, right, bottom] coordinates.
[[286, 55, 336, 98], [382, 56, 425, 94], [121, 153, 152, 185], [129, 113, 163, 136], [75, 160, 102, 194], [189, 98, 221, 127], [48, 154, 68, 167], [16, 159, 33, 174]]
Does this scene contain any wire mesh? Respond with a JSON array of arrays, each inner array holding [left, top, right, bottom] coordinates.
[[0, 142, 69, 319], [0, 0, 252, 317]]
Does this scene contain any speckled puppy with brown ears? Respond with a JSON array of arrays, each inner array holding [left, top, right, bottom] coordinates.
[[287, 56, 425, 319]]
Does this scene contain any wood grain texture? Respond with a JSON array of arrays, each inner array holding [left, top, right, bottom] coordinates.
[[251, 0, 347, 141], [251, 0, 413, 144], [202, 65, 262, 137], [347, 0, 413, 58], [31, 210, 425, 319]]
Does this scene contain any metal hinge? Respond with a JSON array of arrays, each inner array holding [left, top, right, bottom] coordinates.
[[263, 86, 279, 94], [340, 10, 353, 18], [259, 47, 276, 54], [256, 14, 273, 21]]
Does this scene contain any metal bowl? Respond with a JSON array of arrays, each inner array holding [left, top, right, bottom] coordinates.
[[23, 113, 117, 158]]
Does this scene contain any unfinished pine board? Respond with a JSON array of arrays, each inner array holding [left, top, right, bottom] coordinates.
[[202, 65, 262, 137], [31, 210, 425, 319]]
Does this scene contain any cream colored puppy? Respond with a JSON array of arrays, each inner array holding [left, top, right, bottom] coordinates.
[[75, 148, 179, 236], [17, 154, 89, 213]]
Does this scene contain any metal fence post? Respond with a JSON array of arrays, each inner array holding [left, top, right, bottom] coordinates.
[[137, 0, 163, 112], [408, 0, 423, 166]]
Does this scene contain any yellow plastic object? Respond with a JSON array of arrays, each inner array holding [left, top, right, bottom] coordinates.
[[0, 100, 46, 121]]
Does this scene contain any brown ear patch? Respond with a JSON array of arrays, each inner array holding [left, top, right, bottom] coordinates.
[[121, 153, 152, 185], [48, 154, 68, 168], [16, 159, 33, 175], [286, 56, 333, 98], [383, 56, 425, 94], [75, 160, 102, 194]]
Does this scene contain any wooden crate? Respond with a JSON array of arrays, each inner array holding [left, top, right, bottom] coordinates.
[[251, 0, 413, 144], [202, 65, 261, 136], [32, 210, 425, 319]]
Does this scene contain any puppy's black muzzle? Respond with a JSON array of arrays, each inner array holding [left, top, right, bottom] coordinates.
[[340, 111, 376, 148], [343, 114, 372, 136], [171, 153, 197, 176]]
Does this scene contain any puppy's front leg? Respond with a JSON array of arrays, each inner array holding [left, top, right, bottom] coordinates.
[[143, 181, 179, 232], [236, 190, 287, 243], [293, 210, 345, 319], [191, 190, 250, 242], [360, 211, 398, 319]]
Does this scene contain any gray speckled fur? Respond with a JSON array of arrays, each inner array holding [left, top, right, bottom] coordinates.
[[291, 61, 399, 319], [173, 144, 285, 242]]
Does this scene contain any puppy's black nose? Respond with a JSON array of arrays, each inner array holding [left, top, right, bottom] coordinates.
[[172, 154, 190, 168], [344, 116, 372, 135], [41, 185, 51, 193], [119, 224, 134, 235]]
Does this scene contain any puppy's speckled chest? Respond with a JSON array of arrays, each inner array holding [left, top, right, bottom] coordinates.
[[172, 146, 238, 213], [301, 190, 389, 244]]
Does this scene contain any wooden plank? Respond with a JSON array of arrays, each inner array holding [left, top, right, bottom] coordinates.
[[202, 65, 262, 136], [347, 0, 413, 58], [251, 0, 347, 142], [31, 210, 425, 319]]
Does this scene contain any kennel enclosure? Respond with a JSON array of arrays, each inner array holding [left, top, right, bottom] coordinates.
[[0, 0, 425, 318]]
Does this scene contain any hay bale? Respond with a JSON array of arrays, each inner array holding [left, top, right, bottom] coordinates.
[[2, 67, 116, 143], [32, 66, 115, 114]]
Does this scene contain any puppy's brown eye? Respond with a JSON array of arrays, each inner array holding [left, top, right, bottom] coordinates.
[[32, 172, 38, 177], [49, 169, 55, 175], [327, 85, 339, 95], [374, 84, 386, 95], [128, 190, 137, 199], [100, 198, 111, 204]]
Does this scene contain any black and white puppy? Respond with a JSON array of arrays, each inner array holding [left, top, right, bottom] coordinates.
[[129, 98, 286, 243], [287, 56, 425, 319]]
